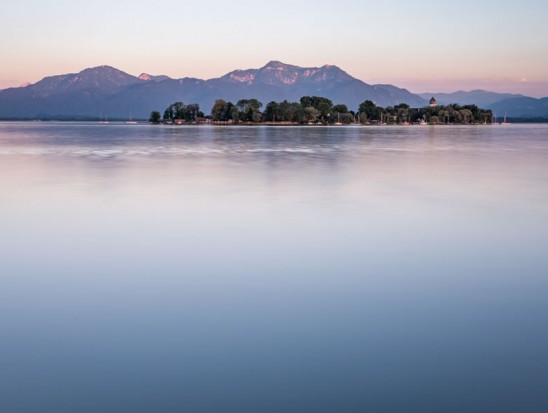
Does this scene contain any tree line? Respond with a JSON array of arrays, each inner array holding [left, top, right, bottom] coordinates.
[[149, 97, 494, 125]]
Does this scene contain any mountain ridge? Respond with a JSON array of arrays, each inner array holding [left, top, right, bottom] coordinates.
[[489, 96, 548, 118], [418, 90, 526, 107], [0, 62, 545, 119]]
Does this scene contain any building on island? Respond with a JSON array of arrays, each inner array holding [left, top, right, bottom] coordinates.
[[429, 97, 437, 107]]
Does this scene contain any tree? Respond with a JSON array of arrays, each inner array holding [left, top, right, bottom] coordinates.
[[236, 99, 263, 122], [163, 102, 202, 122], [231, 105, 240, 124], [163, 102, 185, 121], [278, 100, 292, 122], [265, 101, 279, 122], [211, 99, 227, 121], [300, 96, 313, 108], [300, 96, 333, 123], [210, 99, 236, 122], [289, 102, 305, 123], [186, 103, 202, 121], [438, 110, 449, 124], [266, 100, 305, 123], [149, 111, 161, 124], [284, 101, 301, 123], [333, 104, 348, 114], [358, 100, 380, 122], [303, 106, 319, 123], [331, 104, 352, 124], [459, 109, 473, 124], [397, 107, 409, 123]]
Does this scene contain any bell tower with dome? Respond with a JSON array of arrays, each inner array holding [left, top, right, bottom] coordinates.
[[429, 97, 438, 107]]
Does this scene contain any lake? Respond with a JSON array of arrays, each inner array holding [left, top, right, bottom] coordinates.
[[1, 122, 548, 413]]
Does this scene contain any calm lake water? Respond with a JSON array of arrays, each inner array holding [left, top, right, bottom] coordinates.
[[1, 122, 548, 412]]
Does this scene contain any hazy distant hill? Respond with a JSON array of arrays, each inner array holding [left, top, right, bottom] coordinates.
[[0, 66, 141, 118], [419, 90, 525, 107], [488, 97, 548, 118], [419, 90, 548, 118], [0, 62, 427, 119]]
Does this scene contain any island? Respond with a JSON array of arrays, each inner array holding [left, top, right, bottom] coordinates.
[[149, 96, 494, 126]]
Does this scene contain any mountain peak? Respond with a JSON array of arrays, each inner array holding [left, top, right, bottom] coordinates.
[[264, 60, 284, 66], [24, 65, 140, 96], [261, 60, 295, 70], [138, 73, 172, 82], [74, 66, 138, 84], [80, 65, 123, 74], [219, 61, 355, 87]]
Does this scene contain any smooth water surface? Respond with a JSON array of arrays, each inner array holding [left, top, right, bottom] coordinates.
[[1, 122, 548, 412]]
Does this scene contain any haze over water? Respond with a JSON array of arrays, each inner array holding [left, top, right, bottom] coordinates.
[[1, 123, 548, 412]]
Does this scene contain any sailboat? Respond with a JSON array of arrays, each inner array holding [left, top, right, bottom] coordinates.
[[501, 112, 511, 125], [126, 113, 138, 124]]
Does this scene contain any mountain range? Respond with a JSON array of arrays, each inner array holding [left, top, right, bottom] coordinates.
[[0, 62, 546, 119]]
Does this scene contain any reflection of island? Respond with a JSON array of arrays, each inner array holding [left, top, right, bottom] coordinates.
[[149, 95, 494, 126]]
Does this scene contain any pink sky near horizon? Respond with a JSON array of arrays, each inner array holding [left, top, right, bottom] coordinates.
[[1, 0, 547, 97]]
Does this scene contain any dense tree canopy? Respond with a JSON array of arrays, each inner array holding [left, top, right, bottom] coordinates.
[[357, 100, 493, 125], [235, 99, 263, 123], [149, 111, 161, 124], [265, 100, 305, 123], [300, 96, 334, 123], [155, 97, 493, 125], [163, 102, 204, 122], [211, 99, 236, 122]]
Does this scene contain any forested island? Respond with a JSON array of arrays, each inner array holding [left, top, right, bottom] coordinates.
[[149, 96, 494, 125]]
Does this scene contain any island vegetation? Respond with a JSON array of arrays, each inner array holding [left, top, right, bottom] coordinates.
[[149, 96, 494, 125]]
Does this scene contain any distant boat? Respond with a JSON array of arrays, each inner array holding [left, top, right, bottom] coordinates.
[[501, 112, 511, 125], [98, 115, 109, 124], [126, 113, 138, 124]]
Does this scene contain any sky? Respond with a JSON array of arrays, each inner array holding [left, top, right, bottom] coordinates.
[[1, 0, 548, 96]]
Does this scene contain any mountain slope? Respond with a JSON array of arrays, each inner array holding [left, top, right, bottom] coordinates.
[[488, 97, 548, 118], [419, 90, 525, 107], [0, 62, 428, 118], [15, 62, 548, 119], [373, 84, 426, 108], [207, 61, 426, 109], [1, 62, 432, 119], [0, 66, 142, 118], [28, 65, 140, 96]]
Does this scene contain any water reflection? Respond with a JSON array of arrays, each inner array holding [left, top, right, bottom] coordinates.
[[1, 123, 548, 413]]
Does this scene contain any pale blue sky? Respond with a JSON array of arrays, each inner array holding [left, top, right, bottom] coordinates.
[[2, 0, 548, 96]]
